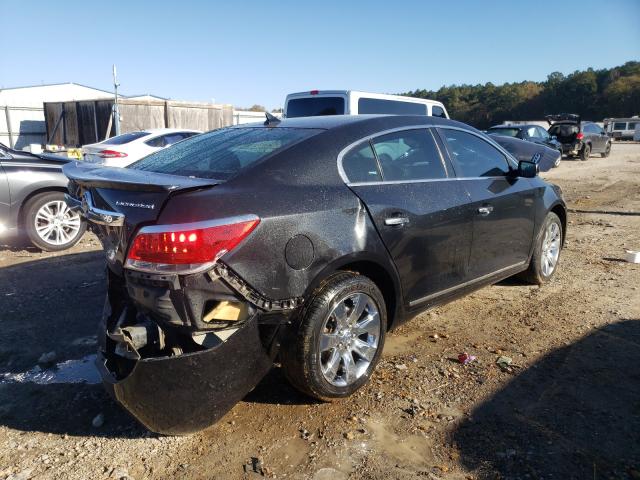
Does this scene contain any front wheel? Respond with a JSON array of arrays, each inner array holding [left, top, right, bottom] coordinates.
[[23, 191, 86, 251], [601, 142, 611, 158], [281, 272, 387, 401], [520, 212, 563, 285]]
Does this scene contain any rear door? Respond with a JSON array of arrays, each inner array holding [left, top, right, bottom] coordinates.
[[0, 151, 10, 228], [437, 128, 535, 279], [342, 127, 474, 307]]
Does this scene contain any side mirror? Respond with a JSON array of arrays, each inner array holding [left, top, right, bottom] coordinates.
[[518, 160, 538, 178]]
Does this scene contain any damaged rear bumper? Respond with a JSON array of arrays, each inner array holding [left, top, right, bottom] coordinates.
[[97, 315, 274, 435], [96, 263, 301, 435]]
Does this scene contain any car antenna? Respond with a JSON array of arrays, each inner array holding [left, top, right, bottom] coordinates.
[[264, 112, 281, 126]]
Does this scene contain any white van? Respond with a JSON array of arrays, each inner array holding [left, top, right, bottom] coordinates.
[[284, 90, 449, 119]]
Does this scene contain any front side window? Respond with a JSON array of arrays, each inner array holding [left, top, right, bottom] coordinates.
[[370, 129, 446, 181], [526, 127, 540, 138], [358, 98, 427, 115], [441, 129, 511, 177], [431, 105, 447, 118], [130, 127, 321, 180], [613, 122, 627, 131], [628, 122, 637, 130], [537, 127, 550, 139], [286, 97, 345, 118], [341, 142, 381, 183]]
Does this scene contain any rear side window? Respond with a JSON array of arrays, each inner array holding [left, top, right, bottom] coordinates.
[[431, 105, 447, 118], [371, 129, 446, 181], [358, 98, 427, 115], [130, 127, 321, 180], [341, 142, 381, 183], [613, 122, 627, 131], [103, 131, 150, 145], [286, 97, 345, 118], [441, 129, 510, 177]]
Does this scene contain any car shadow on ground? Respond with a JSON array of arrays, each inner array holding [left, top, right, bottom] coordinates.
[[0, 252, 149, 438], [453, 319, 640, 479], [244, 366, 320, 406]]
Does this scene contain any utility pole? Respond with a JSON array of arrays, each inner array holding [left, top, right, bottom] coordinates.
[[113, 64, 121, 136]]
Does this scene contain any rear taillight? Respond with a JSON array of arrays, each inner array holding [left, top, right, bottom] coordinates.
[[310, 90, 319, 95], [98, 149, 128, 158], [125, 217, 259, 274], [576, 133, 584, 140]]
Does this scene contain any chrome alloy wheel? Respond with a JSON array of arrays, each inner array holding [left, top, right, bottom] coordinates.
[[541, 221, 561, 277], [34, 200, 82, 246], [319, 292, 381, 387]]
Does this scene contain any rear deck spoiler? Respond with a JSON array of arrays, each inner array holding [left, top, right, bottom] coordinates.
[[62, 161, 219, 192], [545, 114, 581, 125]]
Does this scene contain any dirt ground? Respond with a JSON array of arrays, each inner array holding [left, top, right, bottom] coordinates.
[[1, 143, 639, 480]]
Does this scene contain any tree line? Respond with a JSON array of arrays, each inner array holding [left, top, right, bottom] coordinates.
[[403, 61, 640, 129]]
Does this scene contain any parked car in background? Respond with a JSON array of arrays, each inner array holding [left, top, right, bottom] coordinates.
[[546, 114, 611, 160], [604, 117, 639, 140], [65, 114, 566, 435], [0, 142, 86, 251], [82, 129, 201, 167], [488, 134, 561, 172], [284, 90, 449, 118], [487, 124, 562, 167]]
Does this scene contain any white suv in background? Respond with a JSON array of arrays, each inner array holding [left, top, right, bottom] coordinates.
[[284, 90, 448, 119], [82, 128, 201, 167]]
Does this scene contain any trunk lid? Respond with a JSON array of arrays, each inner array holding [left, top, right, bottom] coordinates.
[[63, 161, 218, 274]]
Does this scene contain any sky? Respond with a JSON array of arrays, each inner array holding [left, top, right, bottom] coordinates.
[[1, 0, 639, 110]]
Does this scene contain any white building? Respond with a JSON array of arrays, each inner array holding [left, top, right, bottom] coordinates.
[[0, 83, 115, 150]]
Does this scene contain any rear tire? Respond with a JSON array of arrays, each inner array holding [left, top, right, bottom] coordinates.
[[601, 142, 611, 158], [579, 144, 591, 161], [23, 192, 86, 251], [281, 272, 387, 401], [519, 212, 563, 285]]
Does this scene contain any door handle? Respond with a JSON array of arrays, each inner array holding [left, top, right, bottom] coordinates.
[[477, 206, 493, 216], [384, 217, 409, 227]]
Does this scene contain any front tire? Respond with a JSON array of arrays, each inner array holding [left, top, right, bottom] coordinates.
[[601, 142, 611, 158], [579, 143, 591, 161], [520, 212, 563, 285], [281, 272, 387, 401], [23, 191, 86, 251]]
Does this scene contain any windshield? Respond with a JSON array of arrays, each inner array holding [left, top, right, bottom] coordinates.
[[286, 97, 345, 118], [102, 131, 151, 145], [129, 127, 321, 180], [488, 127, 520, 137]]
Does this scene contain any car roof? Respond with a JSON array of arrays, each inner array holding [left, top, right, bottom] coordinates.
[[142, 128, 201, 134], [232, 114, 467, 131]]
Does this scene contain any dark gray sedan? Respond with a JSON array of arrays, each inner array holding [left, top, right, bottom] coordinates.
[[64, 114, 567, 434], [0, 142, 86, 250]]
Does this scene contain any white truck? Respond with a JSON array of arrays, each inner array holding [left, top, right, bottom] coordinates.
[[284, 90, 448, 119]]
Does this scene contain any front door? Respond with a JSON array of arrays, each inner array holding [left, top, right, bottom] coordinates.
[[437, 128, 535, 279], [341, 128, 474, 307]]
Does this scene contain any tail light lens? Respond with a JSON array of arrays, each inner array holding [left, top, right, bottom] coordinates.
[[576, 133, 584, 140], [126, 217, 259, 274], [99, 149, 128, 158]]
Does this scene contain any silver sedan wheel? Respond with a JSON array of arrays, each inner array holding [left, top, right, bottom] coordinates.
[[319, 292, 381, 387], [541, 221, 561, 277], [34, 200, 82, 246]]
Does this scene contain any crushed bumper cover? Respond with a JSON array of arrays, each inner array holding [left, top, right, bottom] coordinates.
[[96, 316, 274, 435]]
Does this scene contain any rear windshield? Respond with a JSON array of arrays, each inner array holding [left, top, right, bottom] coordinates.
[[102, 131, 150, 145], [286, 97, 345, 118], [488, 127, 520, 137], [129, 127, 321, 180]]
